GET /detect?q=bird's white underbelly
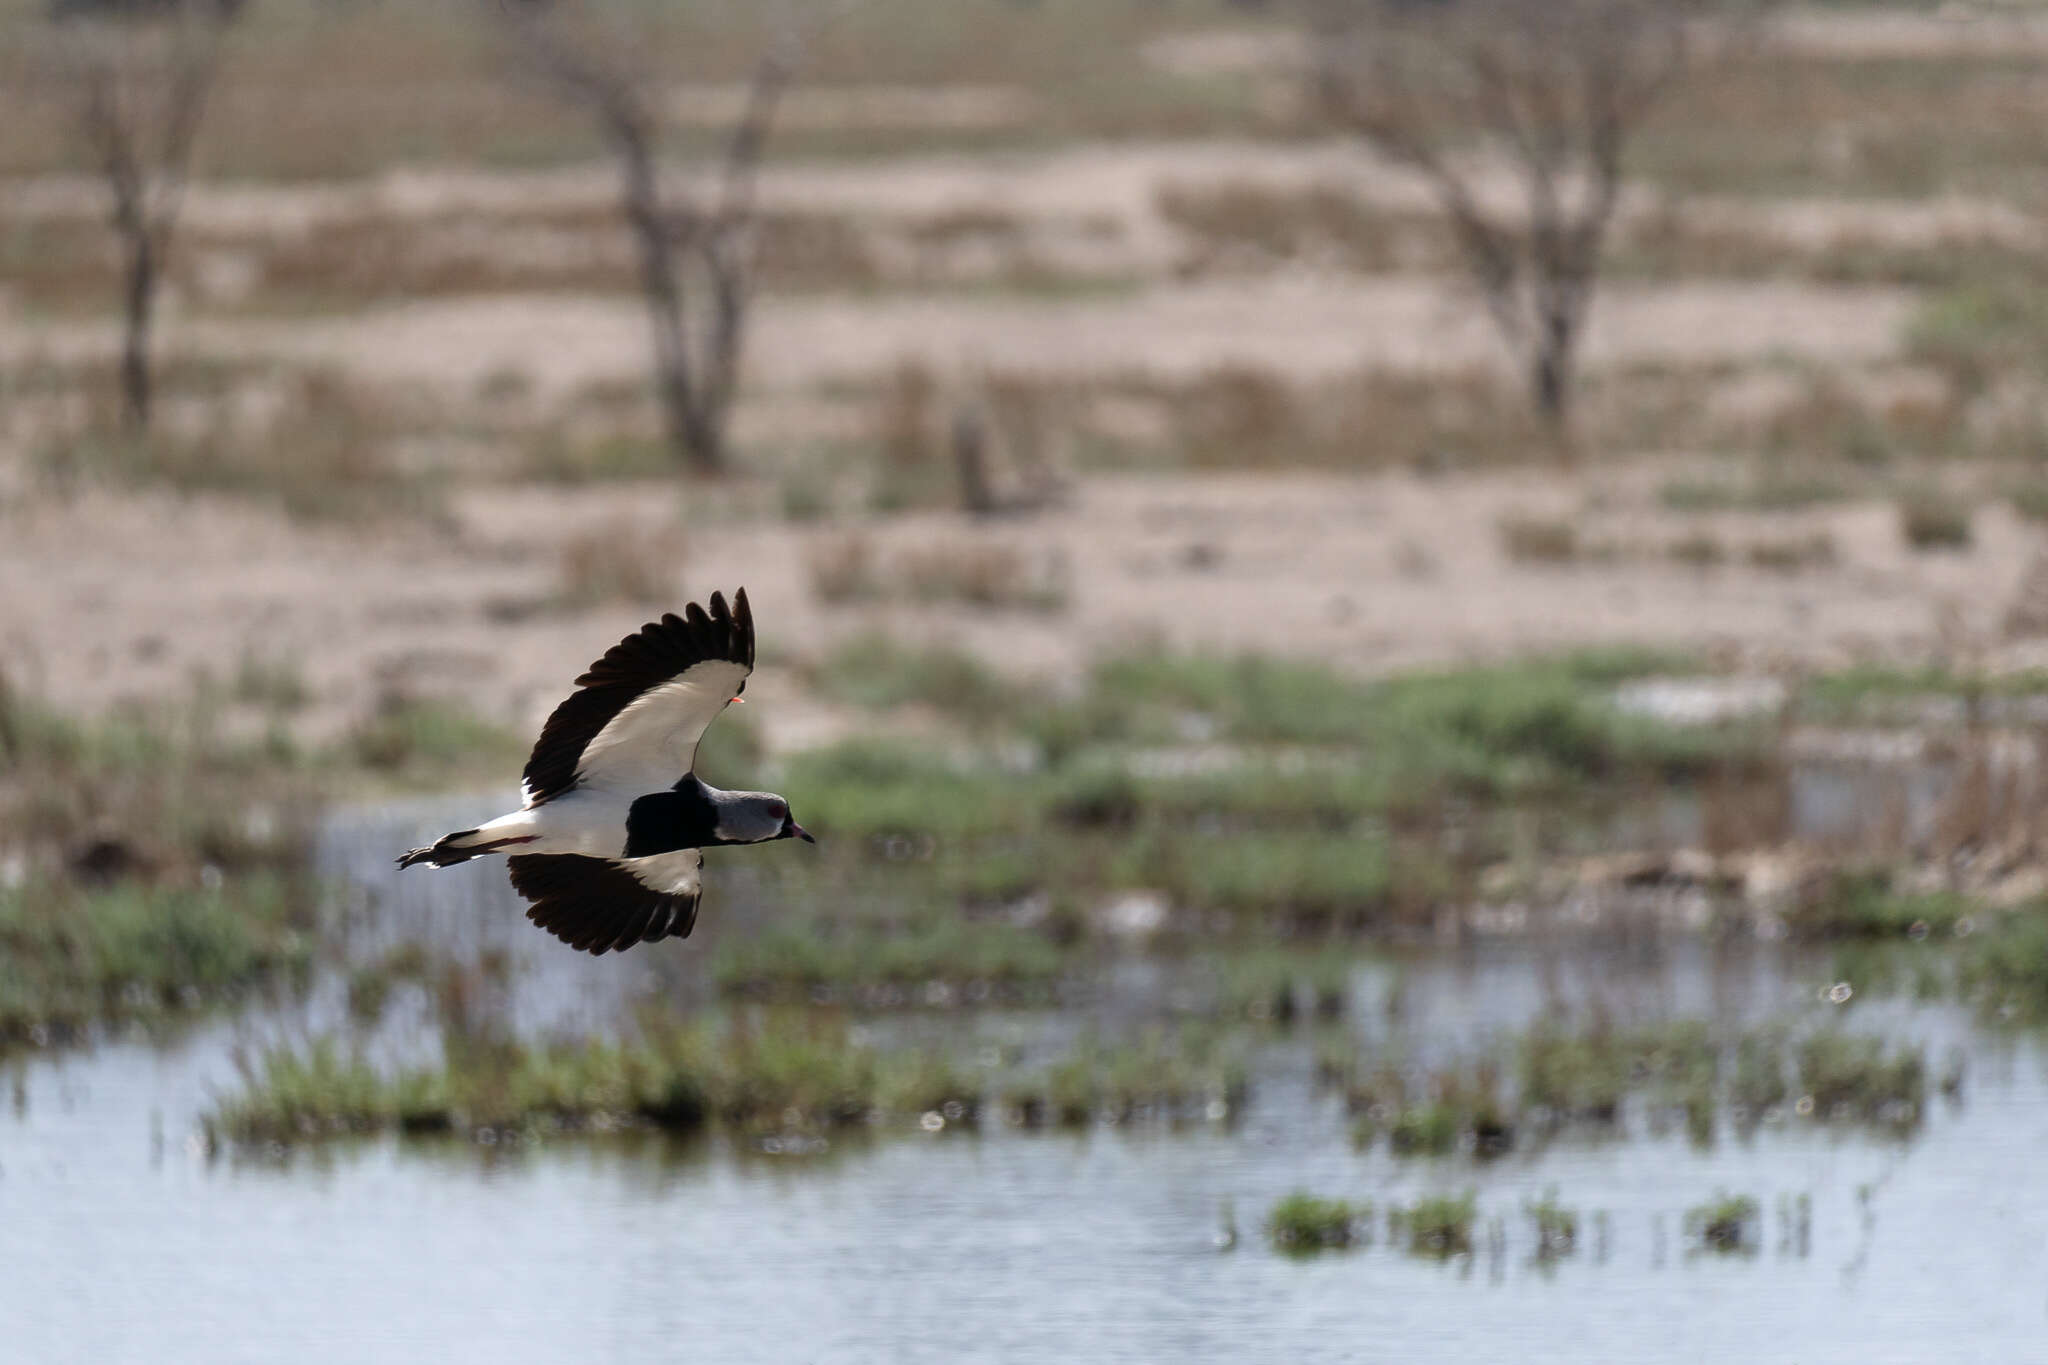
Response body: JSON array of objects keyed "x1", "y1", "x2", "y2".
[{"x1": 479, "y1": 789, "x2": 640, "y2": 858}]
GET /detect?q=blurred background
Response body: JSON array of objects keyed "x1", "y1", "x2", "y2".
[{"x1": 4, "y1": 0, "x2": 2048, "y2": 1358}]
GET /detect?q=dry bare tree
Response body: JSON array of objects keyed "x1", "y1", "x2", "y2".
[
  {"x1": 1311, "y1": 0, "x2": 1754, "y2": 434},
  {"x1": 488, "y1": 0, "x2": 797, "y2": 477},
  {"x1": 49, "y1": 0, "x2": 242, "y2": 431}
]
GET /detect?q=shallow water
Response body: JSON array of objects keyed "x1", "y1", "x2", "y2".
[{"x1": 5, "y1": 797, "x2": 2048, "y2": 1363}]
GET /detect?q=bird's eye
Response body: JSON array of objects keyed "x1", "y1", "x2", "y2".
[{"x1": 771, "y1": 801, "x2": 787, "y2": 820}]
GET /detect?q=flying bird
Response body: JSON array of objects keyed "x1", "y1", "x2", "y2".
[{"x1": 396, "y1": 588, "x2": 811, "y2": 954}]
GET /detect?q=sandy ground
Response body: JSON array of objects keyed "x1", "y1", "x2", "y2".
[
  {"x1": 0, "y1": 132, "x2": 1991, "y2": 409},
  {"x1": 5, "y1": 22, "x2": 2041, "y2": 747},
  {"x1": 7, "y1": 466, "x2": 2039, "y2": 755},
  {"x1": 10, "y1": 137, "x2": 2034, "y2": 256},
  {"x1": 1141, "y1": 8, "x2": 2048, "y2": 78},
  {"x1": 0, "y1": 274, "x2": 1912, "y2": 406}
]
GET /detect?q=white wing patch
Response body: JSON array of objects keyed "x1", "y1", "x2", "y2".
[
  {"x1": 573, "y1": 658, "x2": 750, "y2": 793},
  {"x1": 622, "y1": 849, "x2": 704, "y2": 898}
]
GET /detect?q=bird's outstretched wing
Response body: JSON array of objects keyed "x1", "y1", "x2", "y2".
[
  {"x1": 521, "y1": 589, "x2": 755, "y2": 805},
  {"x1": 506, "y1": 851, "x2": 703, "y2": 954}
]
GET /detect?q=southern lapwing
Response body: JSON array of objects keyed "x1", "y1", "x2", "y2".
[{"x1": 396, "y1": 589, "x2": 811, "y2": 954}]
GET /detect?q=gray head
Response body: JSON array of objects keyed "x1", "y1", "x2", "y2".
[{"x1": 714, "y1": 789, "x2": 815, "y2": 846}]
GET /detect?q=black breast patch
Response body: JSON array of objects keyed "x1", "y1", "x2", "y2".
[{"x1": 624, "y1": 782, "x2": 721, "y2": 857}]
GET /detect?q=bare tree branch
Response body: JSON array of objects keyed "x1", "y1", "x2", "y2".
[
  {"x1": 50, "y1": 0, "x2": 238, "y2": 430},
  {"x1": 486, "y1": 0, "x2": 806, "y2": 478},
  {"x1": 1310, "y1": 0, "x2": 1767, "y2": 434}
]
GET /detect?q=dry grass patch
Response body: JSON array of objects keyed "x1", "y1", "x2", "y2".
[
  {"x1": 1497, "y1": 515, "x2": 1580, "y2": 565},
  {"x1": 29, "y1": 365, "x2": 434, "y2": 521},
  {"x1": 869, "y1": 360, "x2": 951, "y2": 511},
  {"x1": 0, "y1": 214, "x2": 130, "y2": 314},
  {"x1": 899, "y1": 540, "x2": 1069, "y2": 612},
  {"x1": 1156, "y1": 180, "x2": 1440, "y2": 274},
  {"x1": 860, "y1": 361, "x2": 1072, "y2": 514},
  {"x1": 1618, "y1": 203, "x2": 2043, "y2": 290},
  {"x1": 2008, "y1": 481, "x2": 2048, "y2": 523},
  {"x1": 807, "y1": 533, "x2": 885, "y2": 605},
  {"x1": 516, "y1": 429, "x2": 677, "y2": 484},
  {"x1": 1639, "y1": 50, "x2": 2048, "y2": 200},
  {"x1": 0, "y1": 2, "x2": 1292, "y2": 180},
  {"x1": 1666, "y1": 531, "x2": 1728, "y2": 568},
  {"x1": 1659, "y1": 472, "x2": 1854, "y2": 514},
  {"x1": 1746, "y1": 532, "x2": 1837, "y2": 573},
  {"x1": 1896, "y1": 486, "x2": 1973, "y2": 551},
  {"x1": 901, "y1": 204, "x2": 1029, "y2": 249},
  {"x1": 201, "y1": 205, "x2": 879, "y2": 310},
  {"x1": 1093, "y1": 365, "x2": 1542, "y2": 473},
  {"x1": 805, "y1": 532, "x2": 1067, "y2": 613},
  {"x1": 1753, "y1": 381, "x2": 1910, "y2": 468},
  {"x1": 553, "y1": 520, "x2": 683, "y2": 608}
]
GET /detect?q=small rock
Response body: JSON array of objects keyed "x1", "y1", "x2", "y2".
[{"x1": 1096, "y1": 891, "x2": 1170, "y2": 940}]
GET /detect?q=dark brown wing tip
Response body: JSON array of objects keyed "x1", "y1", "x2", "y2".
[
  {"x1": 523, "y1": 594, "x2": 758, "y2": 806},
  {"x1": 733, "y1": 586, "x2": 755, "y2": 666},
  {"x1": 507, "y1": 853, "x2": 700, "y2": 956},
  {"x1": 569, "y1": 600, "x2": 749, "y2": 689}
]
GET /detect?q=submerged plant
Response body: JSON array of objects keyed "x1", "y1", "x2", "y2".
[
  {"x1": 1791, "y1": 873, "x2": 1971, "y2": 940},
  {"x1": 1730, "y1": 1031, "x2": 1790, "y2": 1120},
  {"x1": 0, "y1": 877, "x2": 311, "y2": 1050},
  {"x1": 1214, "y1": 948, "x2": 1353, "y2": 1024},
  {"x1": 210, "y1": 1041, "x2": 401, "y2": 1142},
  {"x1": 210, "y1": 1017, "x2": 1251, "y2": 1150},
  {"x1": 1386, "y1": 1102, "x2": 1462, "y2": 1157},
  {"x1": 1392, "y1": 1192, "x2": 1477, "y2": 1260},
  {"x1": 997, "y1": 1027, "x2": 1249, "y2": 1129},
  {"x1": 208, "y1": 1015, "x2": 893, "y2": 1147},
  {"x1": 1351, "y1": 1058, "x2": 1514, "y2": 1160},
  {"x1": 1267, "y1": 1192, "x2": 1364, "y2": 1255},
  {"x1": 1684, "y1": 1192, "x2": 1760, "y2": 1255},
  {"x1": 711, "y1": 909, "x2": 1067, "y2": 1004},
  {"x1": 1515, "y1": 1024, "x2": 1628, "y2": 1127},
  {"x1": 1525, "y1": 1189, "x2": 1577, "y2": 1259},
  {"x1": 1958, "y1": 911, "x2": 2048, "y2": 1026},
  {"x1": 1795, "y1": 1032, "x2": 1925, "y2": 1132}
]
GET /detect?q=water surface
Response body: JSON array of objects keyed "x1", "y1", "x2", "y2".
[{"x1": 4, "y1": 797, "x2": 2046, "y2": 1363}]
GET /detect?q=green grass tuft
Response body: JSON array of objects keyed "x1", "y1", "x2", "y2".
[
  {"x1": 0, "y1": 878, "x2": 311, "y2": 1050},
  {"x1": 1525, "y1": 1189, "x2": 1578, "y2": 1258},
  {"x1": 1958, "y1": 910, "x2": 2048, "y2": 1026},
  {"x1": 348, "y1": 699, "x2": 526, "y2": 778},
  {"x1": 1267, "y1": 1192, "x2": 1363, "y2": 1255},
  {"x1": 1684, "y1": 1192, "x2": 1759, "y2": 1254},
  {"x1": 1659, "y1": 474, "x2": 1851, "y2": 514},
  {"x1": 810, "y1": 634, "x2": 1023, "y2": 724},
  {"x1": 1393, "y1": 1192, "x2": 1477, "y2": 1260},
  {"x1": 712, "y1": 908, "x2": 1067, "y2": 1003},
  {"x1": 1789, "y1": 873, "x2": 1972, "y2": 940},
  {"x1": 1796, "y1": 1032, "x2": 1925, "y2": 1132},
  {"x1": 210, "y1": 1016, "x2": 1251, "y2": 1149}
]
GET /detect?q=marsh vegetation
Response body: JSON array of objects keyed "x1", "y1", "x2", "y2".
[{"x1": 11, "y1": 0, "x2": 2048, "y2": 1356}]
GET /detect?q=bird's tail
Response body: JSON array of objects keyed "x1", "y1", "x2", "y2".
[{"x1": 396, "y1": 827, "x2": 535, "y2": 869}]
